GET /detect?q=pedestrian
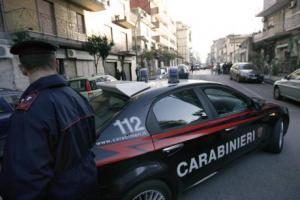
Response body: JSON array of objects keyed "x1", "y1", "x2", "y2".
[
  {"x1": 121, "y1": 70, "x2": 127, "y2": 80},
  {"x1": 116, "y1": 68, "x2": 121, "y2": 80},
  {"x1": 0, "y1": 40, "x2": 98, "y2": 200}
]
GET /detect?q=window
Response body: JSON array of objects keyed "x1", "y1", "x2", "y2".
[
  {"x1": 76, "y1": 13, "x2": 86, "y2": 34},
  {"x1": 204, "y1": 88, "x2": 250, "y2": 117},
  {"x1": 3, "y1": 95, "x2": 20, "y2": 109},
  {"x1": 90, "y1": 92, "x2": 129, "y2": 131},
  {"x1": 153, "y1": 90, "x2": 208, "y2": 130},
  {"x1": 69, "y1": 80, "x2": 86, "y2": 92},
  {"x1": 38, "y1": 0, "x2": 56, "y2": 35},
  {"x1": 289, "y1": 69, "x2": 300, "y2": 80}
]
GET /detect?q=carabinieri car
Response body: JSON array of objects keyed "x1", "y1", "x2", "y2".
[{"x1": 90, "y1": 80, "x2": 289, "y2": 200}]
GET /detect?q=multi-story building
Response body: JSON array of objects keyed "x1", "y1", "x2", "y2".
[
  {"x1": 130, "y1": 0, "x2": 178, "y2": 67},
  {"x1": 176, "y1": 21, "x2": 192, "y2": 64},
  {"x1": 1, "y1": 0, "x2": 108, "y2": 90},
  {"x1": 225, "y1": 34, "x2": 250, "y2": 63},
  {"x1": 85, "y1": 0, "x2": 137, "y2": 81},
  {"x1": 254, "y1": 0, "x2": 300, "y2": 73}
]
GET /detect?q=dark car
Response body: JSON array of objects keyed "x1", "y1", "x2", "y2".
[
  {"x1": 90, "y1": 80, "x2": 289, "y2": 200},
  {"x1": 230, "y1": 63, "x2": 264, "y2": 83},
  {"x1": 0, "y1": 88, "x2": 21, "y2": 160},
  {"x1": 178, "y1": 64, "x2": 189, "y2": 79}
]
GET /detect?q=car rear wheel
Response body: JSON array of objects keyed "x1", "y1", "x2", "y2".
[
  {"x1": 274, "y1": 86, "x2": 282, "y2": 100},
  {"x1": 122, "y1": 180, "x2": 172, "y2": 200},
  {"x1": 264, "y1": 118, "x2": 284, "y2": 154}
]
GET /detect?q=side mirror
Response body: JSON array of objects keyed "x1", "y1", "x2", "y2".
[{"x1": 251, "y1": 97, "x2": 265, "y2": 111}]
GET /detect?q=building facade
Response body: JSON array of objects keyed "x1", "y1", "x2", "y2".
[
  {"x1": 254, "y1": 0, "x2": 300, "y2": 73},
  {"x1": 85, "y1": 0, "x2": 137, "y2": 81},
  {"x1": 176, "y1": 21, "x2": 192, "y2": 64},
  {"x1": 1, "y1": 0, "x2": 111, "y2": 90}
]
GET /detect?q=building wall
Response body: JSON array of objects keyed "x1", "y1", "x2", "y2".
[
  {"x1": 4, "y1": 0, "x2": 87, "y2": 41},
  {"x1": 176, "y1": 22, "x2": 191, "y2": 64},
  {"x1": 85, "y1": 0, "x2": 137, "y2": 80}
]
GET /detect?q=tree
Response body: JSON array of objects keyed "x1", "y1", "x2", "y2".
[{"x1": 84, "y1": 35, "x2": 114, "y2": 74}]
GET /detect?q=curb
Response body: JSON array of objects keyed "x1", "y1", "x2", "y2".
[{"x1": 263, "y1": 78, "x2": 275, "y2": 85}]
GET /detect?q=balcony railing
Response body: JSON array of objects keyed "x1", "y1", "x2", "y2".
[
  {"x1": 4, "y1": 8, "x2": 87, "y2": 42},
  {"x1": 284, "y1": 11, "x2": 300, "y2": 31},
  {"x1": 67, "y1": 0, "x2": 108, "y2": 12},
  {"x1": 112, "y1": 14, "x2": 135, "y2": 29}
]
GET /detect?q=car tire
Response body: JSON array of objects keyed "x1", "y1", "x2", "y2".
[
  {"x1": 230, "y1": 75, "x2": 233, "y2": 80},
  {"x1": 264, "y1": 118, "x2": 285, "y2": 154},
  {"x1": 274, "y1": 86, "x2": 282, "y2": 100},
  {"x1": 122, "y1": 180, "x2": 172, "y2": 200}
]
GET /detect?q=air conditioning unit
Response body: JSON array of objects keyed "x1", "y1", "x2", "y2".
[
  {"x1": 289, "y1": 0, "x2": 296, "y2": 9},
  {"x1": 0, "y1": 45, "x2": 13, "y2": 59},
  {"x1": 67, "y1": 49, "x2": 77, "y2": 58}
]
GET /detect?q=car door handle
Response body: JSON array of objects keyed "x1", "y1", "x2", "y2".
[
  {"x1": 162, "y1": 143, "x2": 184, "y2": 154},
  {"x1": 225, "y1": 126, "x2": 237, "y2": 132}
]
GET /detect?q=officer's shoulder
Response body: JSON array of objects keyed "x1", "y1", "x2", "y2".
[{"x1": 16, "y1": 92, "x2": 40, "y2": 111}]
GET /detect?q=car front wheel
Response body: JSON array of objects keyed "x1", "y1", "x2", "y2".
[
  {"x1": 274, "y1": 86, "x2": 282, "y2": 100},
  {"x1": 264, "y1": 118, "x2": 285, "y2": 154},
  {"x1": 122, "y1": 180, "x2": 172, "y2": 200}
]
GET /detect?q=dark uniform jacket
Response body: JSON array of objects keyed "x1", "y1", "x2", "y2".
[{"x1": 0, "y1": 75, "x2": 97, "y2": 200}]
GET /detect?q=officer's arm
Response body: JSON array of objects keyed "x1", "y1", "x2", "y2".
[{"x1": 1, "y1": 111, "x2": 56, "y2": 199}]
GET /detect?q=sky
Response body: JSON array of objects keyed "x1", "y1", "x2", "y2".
[{"x1": 165, "y1": 0, "x2": 264, "y2": 62}]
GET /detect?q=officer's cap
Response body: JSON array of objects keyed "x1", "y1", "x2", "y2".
[{"x1": 10, "y1": 40, "x2": 58, "y2": 56}]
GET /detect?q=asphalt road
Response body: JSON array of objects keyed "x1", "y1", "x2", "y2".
[{"x1": 181, "y1": 70, "x2": 300, "y2": 200}]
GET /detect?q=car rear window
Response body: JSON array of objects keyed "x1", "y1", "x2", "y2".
[
  {"x1": 240, "y1": 64, "x2": 256, "y2": 70},
  {"x1": 69, "y1": 80, "x2": 86, "y2": 92},
  {"x1": 89, "y1": 91, "x2": 129, "y2": 132}
]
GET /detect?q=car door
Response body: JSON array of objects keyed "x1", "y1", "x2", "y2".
[
  {"x1": 289, "y1": 69, "x2": 300, "y2": 101},
  {"x1": 279, "y1": 71, "x2": 297, "y2": 98},
  {"x1": 147, "y1": 87, "x2": 231, "y2": 189},
  {"x1": 198, "y1": 85, "x2": 268, "y2": 162}
]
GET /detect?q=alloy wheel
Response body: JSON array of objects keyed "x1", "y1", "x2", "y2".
[{"x1": 132, "y1": 190, "x2": 166, "y2": 200}]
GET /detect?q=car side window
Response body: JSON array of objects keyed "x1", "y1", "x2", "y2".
[
  {"x1": 153, "y1": 89, "x2": 208, "y2": 130},
  {"x1": 3, "y1": 95, "x2": 20, "y2": 109},
  {"x1": 203, "y1": 88, "x2": 250, "y2": 117}
]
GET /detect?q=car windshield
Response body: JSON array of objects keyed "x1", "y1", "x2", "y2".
[
  {"x1": 240, "y1": 64, "x2": 256, "y2": 70},
  {"x1": 89, "y1": 91, "x2": 129, "y2": 133},
  {"x1": 69, "y1": 80, "x2": 86, "y2": 92}
]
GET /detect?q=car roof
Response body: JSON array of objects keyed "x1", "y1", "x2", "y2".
[
  {"x1": 0, "y1": 88, "x2": 22, "y2": 96},
  {"x1": 98, "y1": 79, "x2": 220, "y2": 99},
  {"x1": 69, "y1": 74, "x2": 113, "y2": 81}
]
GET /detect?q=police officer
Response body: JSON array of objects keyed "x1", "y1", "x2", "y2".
[{"x1": 0, "y1": 40, "x2": 97, "y2": 199}]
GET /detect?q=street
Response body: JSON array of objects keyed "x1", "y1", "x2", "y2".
[{"x1": 181, "y1": 70, "x2": 300, "y2": 200}]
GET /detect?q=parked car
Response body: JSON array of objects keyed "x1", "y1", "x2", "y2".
[
  {"x1": 230, "y1": 63, "x2": 264, "y2": 83},
  {"x1": 91, "y1": 80, "x2": 289, "y2": 200},
  {"x1": 178, "y1": 64, "x2": 189, "y2": 79},
  {"x1": 0, "y1": 88, "x2": 21, "y2": 160},
  {"x1": 155, "y1": 68, "x2": 168, "y2": 80},
  {"x1": 273, "y1": 69, "x2": 300, "y2": 102},
  {"x1": 68, "y1": 74, "x2": 117, "y2": 99}
]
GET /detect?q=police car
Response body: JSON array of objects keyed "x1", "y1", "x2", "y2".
[{"x1": 90, "y1": 78, "x2": 289, "y2": 200}]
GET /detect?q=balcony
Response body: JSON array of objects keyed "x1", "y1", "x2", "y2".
[
  {"x1": 5, "y1": 8, "x2": 87, "y2": 48},
  {"x1": 112, "y1": 14, "x2": 135, "y2": 29},
  {"x1": 257, "y1": 0, "x2": 289, "y2": 17},
  {"x1": 285, "y1": 11, "x2": 300, "y2": 31},
  {"x1": 67, "y1": 0, "x2": 108, "y2": 12},
  {"x1": 253, "y1": 28, "x2": 289, "y2": 43}
]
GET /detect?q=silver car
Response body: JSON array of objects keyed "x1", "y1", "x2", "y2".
[{"x1": 274, "y1": 69, "x2": 300, "y2": 102}]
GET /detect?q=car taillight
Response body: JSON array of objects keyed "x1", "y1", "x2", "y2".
[{"x1": 85, "y1": 80, "x2": 93, "y2": 97}]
